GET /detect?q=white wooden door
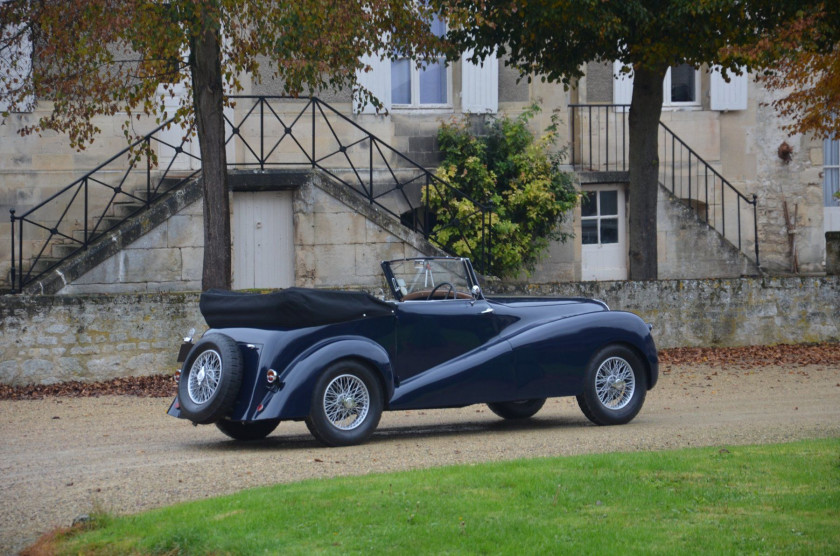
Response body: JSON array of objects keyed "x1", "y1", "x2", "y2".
[
  {"x1": 233, "y1": 191, "x2": 295, "y2": 289},
  {"x1": 581, "y1": 186, "x2": 628, "y2": 280}
]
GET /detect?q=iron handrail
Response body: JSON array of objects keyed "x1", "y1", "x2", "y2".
[
  {"x1": 9, "y1": 96, "x2": 493, "y2": 293},
  {"x1": 9, "y1": 118, "x2": 201, "y2": 292},
  {"x1": 224, "y1": 96, "x2": 493, "y2": 271},
  {"x1": 568, "y1": 103, "x2": 759, "y2": 267}
]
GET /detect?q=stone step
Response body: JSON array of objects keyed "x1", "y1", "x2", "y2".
[
  {"x1": 68, "y1": 216, "x2": 123, "y2": 242},
  {"x1": 113, "y1": 199, "x2": 146, "y2": 218},
  {"x1": 51, "y1": 242, "x2": 84, "y2": 259},
  {"x1": 28, "y1": 256, "x2": 63, "y2": 275}
]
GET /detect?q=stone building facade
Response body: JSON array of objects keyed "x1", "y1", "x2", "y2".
[{"x1": 1, "y1": 53, "x2": 837, "y2": 294}]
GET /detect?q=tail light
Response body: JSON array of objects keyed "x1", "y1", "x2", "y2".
[{"x1": 266, "y1": 369, "x2": 278, "y2": 384}]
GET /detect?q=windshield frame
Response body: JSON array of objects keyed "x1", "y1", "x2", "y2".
[{"x1": 381, "y1": 257, "x2": 482, "y2": 302}]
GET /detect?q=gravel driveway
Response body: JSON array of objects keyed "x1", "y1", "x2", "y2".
[{"x1": 2, "y1": 360, "x2": 839, "y2": 554}]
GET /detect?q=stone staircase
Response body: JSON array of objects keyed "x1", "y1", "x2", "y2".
[{"x1": 15, "y1": 176, "x2": 202, "y2": 295}]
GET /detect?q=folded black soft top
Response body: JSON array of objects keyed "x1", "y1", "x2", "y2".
[{"x1": 199, "y1": 288, "x2": 394, "y2": 330}]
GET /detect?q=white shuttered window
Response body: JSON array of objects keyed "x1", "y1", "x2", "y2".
[
  {"x1": 461, "y1": 49, "x2": 498, "y2": 114},
  {"x1": 710, "y1": 67, "x2": 748, "y2": 111},
  {"x1": 612, "y1": 61, "x2": 748, "y2": 111},
  {"x1": 355, "y1": 52, "x2": 392, "y2": 114}
]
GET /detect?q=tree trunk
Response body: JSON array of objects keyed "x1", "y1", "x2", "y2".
[
  {"x1": 191, "y1": 9, "x2": 231, "y2": 291},
  {"x1": 627, "y1": 66, "x2": 666, "y2": 281}
]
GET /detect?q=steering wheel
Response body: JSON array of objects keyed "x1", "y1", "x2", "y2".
[{"x1": 427, "y1": 282, "x2": 455, "y2": 300}]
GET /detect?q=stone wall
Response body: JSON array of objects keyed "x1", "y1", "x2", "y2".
[
  {"x1": 488, "y1": 276, "x2": 838, "y2": 348},
  {"x1": 58, "y1": 195, "x2": 205, "y2": 295},
  {"x1": 656, "y1": 186, "x2": 758, "y2": 279},
  {"x1": 294, "y1": 173, "x2": 445, "y2": 290},
  {"x1": 714, "y1": 80, "x2": 830, "y2": 274},
  {"x1": 1, "y1": 275, "x2": 836, "y2": 386},
  {"x1": 0, "y1": 292, "x2": 203, "y2": 386}
]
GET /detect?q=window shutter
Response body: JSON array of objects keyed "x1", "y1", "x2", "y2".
[
  {"x1": 461, "y1": 49, "x2": 498, "y2": 114},
  {"x1": 0, "y1": 23, "x2": 33, "y2": 113},
  {"x1": 710, "y1": 66, "x2": 748, "y2": 111},
  {"x1": 354, "y1": 52, "x2": 391, "y2": 114},
  {"x1": 612, "y1": 60, "x2": 633, "y2": 106}
]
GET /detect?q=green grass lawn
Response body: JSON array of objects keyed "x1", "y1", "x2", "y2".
[{"x1": 53, "y1": 438, "x2": 839, "y2": 555}]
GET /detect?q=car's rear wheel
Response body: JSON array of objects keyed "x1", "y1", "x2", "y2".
[
  {"x1": 576, "y1": 345, "x2": 647, "y2": 426},
  {"x1": 487, "y1": 398, "x2": 546, "y2": 420},
  {"x1": 216, "y1": 419, "x2": 281, "y2": 441},
  {"x1": 305, "y1": 360, "x2": 383, "y2": 447},
  {"x1": 177, "y1": 334, "x2": 243, "y2": 425}
]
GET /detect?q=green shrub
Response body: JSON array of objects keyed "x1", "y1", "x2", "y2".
[{"x1": 425, "y1": 105, "x2": 578, "y2": 277}]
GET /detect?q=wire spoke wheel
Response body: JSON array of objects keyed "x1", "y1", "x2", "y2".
[
  {"x1": 323, "y1": 374, "x2": 371, "y2": 430},
  {"x1": 594, "y1": 356, "x2": 636, "y2": 410},
  {"x1": 187, "y1": 349, "x2": 223, "y2": 404},
  {"x1": 577, "y1": 345, "x2": 647, "y2": 426},
  {"x1": 177, "y1": 334, "x2": 244, "y2": 425},
  {"x1": 305, "y1": 361, "x2": 383, "y2": 446}
]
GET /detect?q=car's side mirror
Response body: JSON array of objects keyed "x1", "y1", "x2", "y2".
[{"x1": 471, "y1": 285, "x2": 481, "y2": 298}]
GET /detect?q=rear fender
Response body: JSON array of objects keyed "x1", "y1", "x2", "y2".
[{"x1": 246, "y1": 336, "x2": 395, "y2": 421}]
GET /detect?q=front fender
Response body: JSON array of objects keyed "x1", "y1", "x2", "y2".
[
  {"x1": 240, "y1": 336, "x2": 395, "y2": 421},
  {"x1": 507, "y1": 309, "x2": 659, "y2": 399}
]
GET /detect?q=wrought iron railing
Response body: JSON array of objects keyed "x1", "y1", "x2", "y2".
[
  {"x1": 569, "y1": 103, "x2": 759, "y2": 266},
  {"x1": 8, "y1": 96, "x2": 493, "y2": 292},
  {"x1": 224, "y1": 96, "x2": 493, "y2": 271},
  {"x1": 9, "y1": 120, "x2": 200, "y2": 293}
]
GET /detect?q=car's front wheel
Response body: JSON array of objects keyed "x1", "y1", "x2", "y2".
[
  {"x1": 305, "y1": 360, "x2": 383, "y2": 447},
  {"x1": 177, "y1": 334, "x2": 243, "y2": 425},
  {"x1": 487, "y1": 398, "x2": 546, "y2": 420},
  {"x1": 576, "y1": 345, "x2": 647, "y2": 426},
  {"x1": 216, "y1": 419, "x2": 281, "y2": 441}
]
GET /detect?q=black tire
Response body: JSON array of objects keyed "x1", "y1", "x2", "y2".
[
  {"x1": 177, "y1": 334, "x2": 244, "y2": 425},
  {"x1": 304, "y1": 360, "x2": 383, "y2": 447},
  {"x1": 487, "y1": 398, "x2": 546, "y2": 420},
  {"x1": 576, "y1": 344, "x2": 647, "y2": 426},
  {"x1": 216, "y1": 419, "x2": 281, "y2": 441}
]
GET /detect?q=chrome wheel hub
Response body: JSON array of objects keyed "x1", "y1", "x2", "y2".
[
  {"x1": 323, "y1": 374, "x2": 370, "y2": 431},
  {"x1": 187, "y1": 349, "x2": 222, "y2": 405},
  {"x1": 595, "y1": 357, "x2": 636, "y2": 410}
]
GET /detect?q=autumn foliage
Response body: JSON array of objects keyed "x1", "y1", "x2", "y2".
[
  {"x1": 731, "y1": 3, "x2": 840, "y2": 138},
  {"x1": 1, "y1": 0, "x2": 441, "y2": 290}
]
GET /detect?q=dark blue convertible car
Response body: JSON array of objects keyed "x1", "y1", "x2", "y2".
[{"x1": 169, "y1": 257, "x2": 658, "y2": 446}]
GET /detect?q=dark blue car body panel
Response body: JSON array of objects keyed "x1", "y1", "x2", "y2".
[{"x1": 168, "y1": 286, "x2": 658, "y2": 423}]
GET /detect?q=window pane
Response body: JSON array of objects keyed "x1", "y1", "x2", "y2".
[
  {"x1": 430, "y1": 14, "x2": 446, "y2": 37},
  {"x1": 581, "y1": 192, "x2": 597, "y2": 217},
  {"x1": 599, "y1": 190, "x2": 618, "y2": 216},
  {"x1": 581, "y1": 220, "x2": 598, "y2": 244},
  {"x1": 825, "y1": 138, "x2": 839, "y2": 166},
  {"x1": 419, "y1": 60, "x2": 447, "y2": 104},
  {"x1": 391, "y1": 59, "x2": 411, "y2": 104},
  {"x1": 600, "y1": 218, "x2": 619, "y2": 244},
  {"x1": 826, "y1": 168, "x2": 840, "y2": 206},
  {"x1": 825, "y1": 139, "x2": 840, "y2": 206},
  {"x1": 670, "y1": 64, "x2": 696, "y2": 103}
]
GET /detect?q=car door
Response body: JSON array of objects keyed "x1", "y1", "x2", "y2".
[{"x1": 391, "y1": 298, "x2": 499, "y2": 382}]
